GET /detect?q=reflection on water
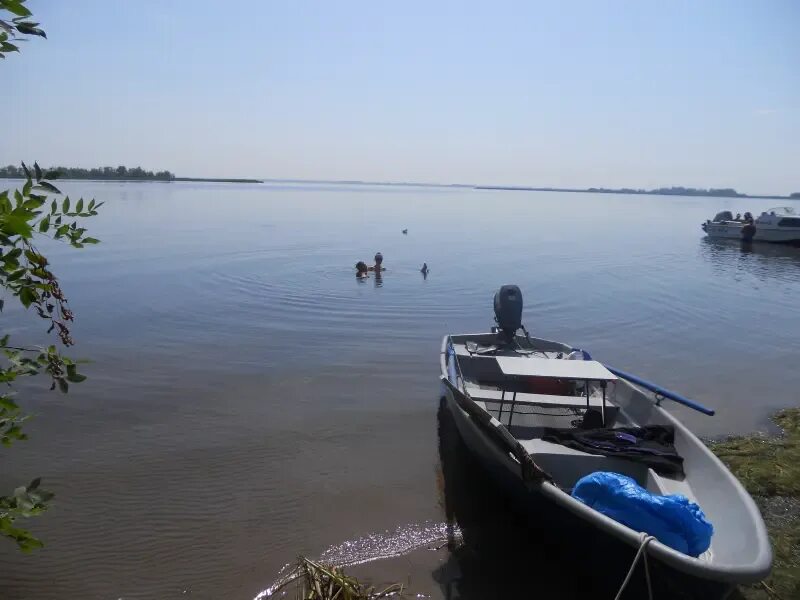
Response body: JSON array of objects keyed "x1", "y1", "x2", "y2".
[
  {"x1": 434, "y1": 399, "x2": 599, "y2": 598},
  {"x1": 699, "y1": 238, "x2": 800, "y2": 283},
  {"x1": 255, "y1": 521, "x2": 458, "y2": 599}
]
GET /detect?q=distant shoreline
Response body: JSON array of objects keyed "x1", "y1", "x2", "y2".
[
  {"x1": 0, "y1": 175, "x2": 263, "y2": 184},
  {"x1": 1, "y1": 174, "x2": 796, "y2": 200},
  {"x1": 474, "y1": 185, "x2": 798, "y2": 201},
  {"x1": 258, "y1": 178, "x2": 797, "y2": 200},
  {"x1": 174, "y1": 177, "x2": 262, "y2": 184}
]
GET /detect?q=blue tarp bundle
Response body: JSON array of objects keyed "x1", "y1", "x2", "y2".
[{"x1": 572, "y1": 472, "x2": 713, "y2": 557}]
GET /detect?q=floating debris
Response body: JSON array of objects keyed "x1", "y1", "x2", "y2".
[
  {"x1": 257, "y1": 556, "x2": 403, "y2": 599},
  {"x1": 254, "y1": 522, "x2": 460, "y2": 600}
]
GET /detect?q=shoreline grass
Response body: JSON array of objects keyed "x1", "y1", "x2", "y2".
[{"x1": 709, "y1": 408, "x2": 800, "y2": 599}]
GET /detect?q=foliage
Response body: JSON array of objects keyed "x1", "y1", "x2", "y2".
[
  {"x1": 0, "y1": 0, "x2": 45, "y2": 58},
  {"x1": 0, "y1": 162, "x2": 100, "y2": 550},
  {"x1": 1, "y1": 164, "x2": 175, "y2": 182},
  {"x1": 1, "y1": 0, "x2": 101, "y2": 552},
  {"x1": 586, "y1": 186, "x2": 746, "y2": 198},
  {"x1": 710, "y1": 408, "x2": 800, "y2": 600}
]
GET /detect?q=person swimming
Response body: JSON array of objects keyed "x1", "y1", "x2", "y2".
[
  {"x1": 355, "y1": 261, "x2": 369, "y2": 278},
  {"x1": 420, "y1": 262, "x2": 429, "y2": 275},
  {"x1": 369, "y1": 252, "x2": 385, "y2": 271}
]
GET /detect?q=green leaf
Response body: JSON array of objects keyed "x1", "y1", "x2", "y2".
[
  {"x1": 6, "y1": 268, "x2": 26, "y2": 281},
  {"x1": 13, "y1": 189, "x2": 22, "y2": 206},
  {"x1": 3, "y1": 1, "x2": 32, "y2": 17},
  {"x1": 82, "y1": 237, "x2": 100, "y2": 244},
  {"x1": 19, "y1": 286, "x2": 36, "y2": 308},
  {"x1": 75, "y1": 198, "x2": 83, "y2": 213},
  {"x1": 33, "y1": 162, "x2": 42, "y2": 181},
  {"x1": 61, "y1": 197, "x2": 69, "y2": 213},
  {"x1": 22, "y1": 179, "x2": 31, "y2": 196},
  {"x1": 21, "y1": 162, "x2": 30, "y2": 179},
  {"x1": 19, "y1": 536, "x2": 44, "y2": 553},
  {"x1": 0, "y1": 41, "x2": 18, "y2": 52},
  {"x1": 36, "y1": 181, "x2": 60, "y2": 194},
  {"x1": 22, "y1": 197, "x2": 44, "y2": 210},
  {"x1": 57, "y1": 378, "x2": 68, "y2": 393},
  {"x1": 0, "y1": 214, "x2": 33, "y2": 238},
  {"x1": 15, "y1": 23, "x2": 45, "y2": 38},
  {"x1": 28, "y1": 477, "x2": 41, "y2": 491},
  {"x1": 37, "y1": 214, "x2": 49, "y2": 233},
  {"x1": 50, "y1": 199, "x2": 57, "y2": 214},
  {"x1": 66, "y1": 364, "x2": 86, "y2": 383}
]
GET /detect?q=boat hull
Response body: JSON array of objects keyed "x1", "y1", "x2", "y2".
[
  {"x1": 703, "y1": 222, "x2": 800, "y2": 245},
  {"x1": 441, "y1": 391, "x2": 736, "y2": 599}
]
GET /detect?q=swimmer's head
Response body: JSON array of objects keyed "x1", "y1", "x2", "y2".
[
  {"x1": 374, "y1": 252, "x2": 383, "y2": 266},
  {"x1": 355, "y1": 261, "x2": 369, "y2": 273}
]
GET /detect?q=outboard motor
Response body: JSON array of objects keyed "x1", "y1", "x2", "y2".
[{"x1": 494, "y1": 285, "x2": 524, "y2": 343}]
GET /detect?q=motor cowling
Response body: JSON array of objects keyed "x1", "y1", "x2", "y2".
[{"x1": 494, "y1": 285, "x2": 523, "y2": 340}]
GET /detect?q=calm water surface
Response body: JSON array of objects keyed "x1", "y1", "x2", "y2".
[{"x1": 2, "y1": 181, "x2": 799, "y2": 599}]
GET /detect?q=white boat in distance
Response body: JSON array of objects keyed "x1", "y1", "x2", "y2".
[
  {"x1": 439, "y1": 286, "x2": 771, "y2": 599},
  {"x1": 702, "y1": 206, "x2": 800, "y2": 245}
]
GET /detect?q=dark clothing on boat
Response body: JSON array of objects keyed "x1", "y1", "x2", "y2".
[{"x1": 541, "y1": 425, "x2": 685, "y2": 476}]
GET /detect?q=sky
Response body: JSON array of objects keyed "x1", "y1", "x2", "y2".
[{"x1": 3, "y1": 0, "x2": 799, "y2": 194}]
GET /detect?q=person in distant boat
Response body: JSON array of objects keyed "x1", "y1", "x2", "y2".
[
  {"x1": 735, "y1": 213, "x2": 742, "y2": 221},
  {"x1": 743, "y1": 212, "x2": 754, "y2": 224},
  {"x1": 368, "y1": 252, "x2": 385, "y2": 272},
  {"x1": 355, "y1": 261, "x2": 369, "y2": 278}
]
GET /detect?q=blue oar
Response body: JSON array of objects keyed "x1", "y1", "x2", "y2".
[{"x1": 605, "y1": 366, "x2": 716, "y2": 416}]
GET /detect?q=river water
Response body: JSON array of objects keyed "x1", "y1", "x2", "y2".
[{"x1": 1, "y1": 181, "x2": 799, "y2": 599}]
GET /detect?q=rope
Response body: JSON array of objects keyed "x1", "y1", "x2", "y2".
[{"x1": 614, "y1": 533, "x2": 655, "y2": 600}]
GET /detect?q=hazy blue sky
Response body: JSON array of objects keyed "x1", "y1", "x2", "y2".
[{"x1": 4, "y1": 1, "x2": 799, "y2": 193}]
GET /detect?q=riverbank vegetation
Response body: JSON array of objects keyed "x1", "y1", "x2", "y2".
[
  {"x1": 1, "y1": 167, "x2": 264, "y2": 184},
  {"x1": 710, "y1": 408, "x2": 800, "y2": 599},
  {"x1": 1, "y1": 165, "x2": 175, "y2": 181}
]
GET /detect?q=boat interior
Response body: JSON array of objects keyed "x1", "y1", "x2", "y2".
[{"x1": 446, "y1": 331, "x2": 694, "y2": 501}]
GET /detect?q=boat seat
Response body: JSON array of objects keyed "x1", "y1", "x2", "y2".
[
  {"x1": 520, "y1": 438, "x2": 653, "y2": 489},
  {"x1": 466, "y1": 387, "x2": 618, "y2": 416},
  {"x1": 521, "y1": 437, "x2": 595, "y2": 456}
]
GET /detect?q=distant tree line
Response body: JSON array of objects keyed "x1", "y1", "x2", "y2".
[
  {"x1": 587, "y1": 186, "x2": 746, "y2": 198},
  {"x1": 791, "y1": 192, "x2": 800, "y2": 199},
  {"x1": 0, "y1": 165, "x2": 175, "y2": 181}
]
